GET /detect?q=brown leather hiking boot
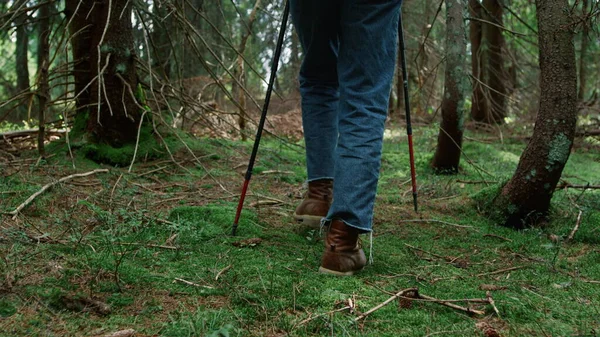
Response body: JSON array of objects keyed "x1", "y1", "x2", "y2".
[
  {"x1": 293, "y1": 179, "x2": 333, "y2": 227},
  {"x1": 319, "y1": 220, "x2": 367, "y2": 276}
]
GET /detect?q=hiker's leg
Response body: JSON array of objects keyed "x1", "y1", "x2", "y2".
[
  {"x1": 290, "y1": 0, "x2": 341, "y2": 181},
  {"x1": 326, "y1": 0, "x2": 402, "y2": 232}
]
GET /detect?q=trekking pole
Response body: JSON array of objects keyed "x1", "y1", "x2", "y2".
[
  {"x1": 398, "y1": 8, "x2": 418, "y2": 212},
  {"x1": 231, "y1": 0, "x2": 290, "y2": 236}
]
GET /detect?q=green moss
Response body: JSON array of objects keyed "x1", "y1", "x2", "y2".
[
  {"x1": 71, "y1": 110, "x2": 89, "y2": 139},
  {"x1": 80, "y1": 125, "x2": 160, "y2": 166},
  {"x1": 507, "y1": 203, "x2": 519, "y2": 214},
  {"x1": 115, "y1": 63, "x2": 127, "y2": 74},
  {"x1": 547, "y1": 133, "x2": 571, "y2": 171}
]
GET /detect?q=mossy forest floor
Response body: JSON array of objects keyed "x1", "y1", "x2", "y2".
[{"x1": 1, "y1": 125, "x2": 599, "y2": 336}]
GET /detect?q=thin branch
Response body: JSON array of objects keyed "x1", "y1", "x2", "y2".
[{"x1": 9, "y1": 169, "x2": 109, "y2": 219}]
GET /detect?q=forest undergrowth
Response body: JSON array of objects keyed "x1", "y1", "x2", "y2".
[{"x1": 0, "y1": 124, "x2": 599, "y2": 337}]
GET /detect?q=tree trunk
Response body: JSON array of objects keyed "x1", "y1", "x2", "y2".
[
  {"x1": 578, "y1": 0, "x2": 589, "y2": 102},
  {"x1": 65, "y1": 0, "x2": 141, "y2": 146},
  {"x1": 14, "y1": 0, "x2": 30, "y2": 122},
  {"x1": 151, "y1": 3, "x2": 174, "y2": 79},
  {"x1": 183, "y1": 0, "x2": 204, "y2": 78},
  {"x1": 482, "y1": 0, "x2": 507, "y2": 123},
  {"x1": 432, "y1": 0, "x2": 468, "y2": 173},
  {"x1": 233, "y1": 0, "x2": 261, "y2": 141},
  {"x1": 37, "y1": 1, "x2": 51, "y2": 157},
  {"x1": 492, "y1": 0, "x2": 577, "y2": 228},
  {"x1": 469, "y1": 0, "x2": 489, "y2": 123},
  {"x1": 470, "y1": 0, "x2": 507, "y2": 124}
]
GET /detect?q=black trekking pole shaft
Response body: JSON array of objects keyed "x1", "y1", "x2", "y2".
[
  {"x1": 398, "y1": 8, "x2": 418, "y2": 212},
  {"x1": 232, "y1": 0, "x2": 290, "y2": 236}
]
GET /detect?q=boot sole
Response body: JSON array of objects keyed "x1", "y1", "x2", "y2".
[
  {"x1": 318, "y1": 266, "x2": 363, "y2": 276},
  {"x1": 293, "y1": 213, "x2": 324, "y2": 228}
]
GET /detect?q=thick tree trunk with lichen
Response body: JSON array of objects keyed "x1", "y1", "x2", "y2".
[
  {"x1": 432, "y1": 0, "x2": 468, "y2": 173},
  {"x1": 65, "y1": 0, "x2": 141, "y2": 147},
  {"x1": 492, "y1": 0, "x2": 577, "y2": 228}
]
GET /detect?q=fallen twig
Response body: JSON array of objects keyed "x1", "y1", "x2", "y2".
[
  {"x1": 404, "y1": 243, "x2": 447, "y2": 260},
  {"x1": 249, "y1": 200, "x2": 282, "y2": 207},
  {"x1": 9, "y1": 169, "x2": 109, "y2": 219},
  {"x1": 215, "y1": 264, "x2": 232, "y2": 281},
  {"x1": 405, "y1": 293, "x2": 486, "y2": 316},
  {"x1": 297, "y1": 305, "x2": 352, "y2": 326},
  {"x1": 486, "y1": 291, "x2": 500, "y2": 318},
  {"x1": 119, "y1": 242, "x2": 178, "y2": 250},
  {"x1": 557, "y1": 181, "x2": 600, "y2": 190},
  {"x1": 261, "y1": 170, "x2": 294, "y2": 175},
  {"x1": 476, "y1": 266, "x2": 525, "y2": 277},
  {"x1": 173, "y1": 277, "x2": 214, "y2": 289},
  {"x1": 456, "y1": 179, "x2": 498, "y2": 185},
  {"x1": 566, "y1": 210, "x2": 583, "y2": 242},
  {"x1": 399, "y1": 219, "x2": 476, "y2": 230},
  {"x1": 355, "y1": 288, "x2": 418, "y2": 321},
  {"x1": 102, "y1": 329, "x2": 136, "y2": 337}
]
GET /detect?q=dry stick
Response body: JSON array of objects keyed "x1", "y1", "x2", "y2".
[
  {"x1": 404, "y1": 243, "x2": 448, "y2": 260},
  {"x1": 110, "y1": 173, "x2": 123, "y2": 203},
  {"x1": 297, "y1": 305, "x2": 352, "y2": 326},
  {"x1": 355, "y1": 288, "x2": 418, "y2": 321},
  {"x1": 128, "y1": 110, "x2": 147, "y2": 173},
  {"x1": 173, "y1": 277, "x2": 214, "y2": 289},
  {"x1": 103, "y1": 329, "x2": 136, "y2": 337},
  {"x1": 566, "y1": 210, "x2": 583, "y2": 242},
  {"x1": 215, "y1": 264, "x2": 232, "y2": 281},
  {"x1": 405, "y1": 293, "x2": 486, "y2": 316},
  {"x1": 486, "y1": 291, "x2": 500, "y2": 318},
  {"x1": 399, "y1": 219, "x2": 476, "y2": 230},
  {"x1": 476, "y1": 266, "x2": 525, "y2": 278},
  {"x1": 457, "y1": 179, "x2": 498, "y2": 185},
  {"x1": 9, "y1": 169, "x2": 109, "y2": 219},
  {"x1": 119, "y1": 242, "x2": 178, "y2": 250}
]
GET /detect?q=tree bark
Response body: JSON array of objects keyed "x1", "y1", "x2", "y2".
[
  {"x1": 578, "y1": 0, "x2": 589, "y2": 102},
  {"x1": 65, "y1": 0, "x2": 141, "y2": 146},
  {"x1": 493, "y1": 0, "x2": 577, "y2": 228},
  {"x1": 482, "y1": 0, "x2": 507, "y2": 123},
  {"x1": 14, "y1": 0, "x2": 30, "y2": 122},
  {"x1": 469, "y1": 0, "x2": 507, "y2": 124},
  {"x1": 37, "y1": 1, "x2": 51, "y2": 157},
  {"x1": 432, "y1": 0, "x2": 469, "y2": 173},
  {"x1": 232, "y1": 0, "x2": 261, "y2": 141},
  {"x1": 15, "y1": 1, "x2": 29, "y2": 95},
  {"x1": 469, "y1": 0, "x2": 489, "y2": 123}
]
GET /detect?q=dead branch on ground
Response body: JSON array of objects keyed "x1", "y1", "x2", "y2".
[{"x1": 8, "y1": 169, "x2": 109, "y2": 219}]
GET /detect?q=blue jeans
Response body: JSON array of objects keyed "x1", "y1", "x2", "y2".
[{"x1": 291, "y1": 0, "x2": 402, "y2": 233}]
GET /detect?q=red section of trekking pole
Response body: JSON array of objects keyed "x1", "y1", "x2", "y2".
[
  {"x1": 231, "y1": 1, "x2": 290, "y2": 236},
  {"x1": 232, "y1": 179, "x2": 250, "y2": 232},
  {"x1": 399, "y1": 7, "x2": 418, "y2": 212}
]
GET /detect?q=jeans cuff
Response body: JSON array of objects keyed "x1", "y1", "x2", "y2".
[
  {"x1": 307, "y1": 177, "x2": 334, "y2": 183},
  {"x1": 323, "y1": 217, "x2": 372, "y2": 234}
]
